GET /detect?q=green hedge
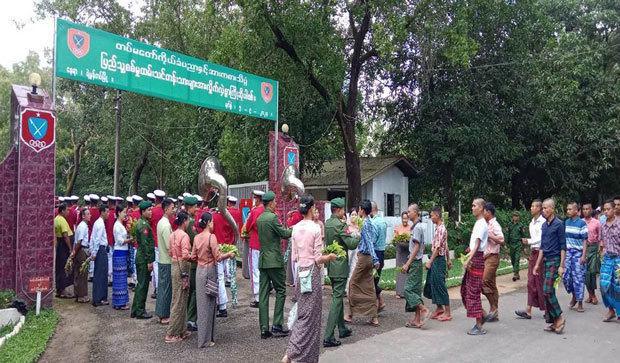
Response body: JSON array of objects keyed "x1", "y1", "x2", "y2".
[
  {"x1": 0, "y1": 309, "x2": 60, "y2": 363},
  {"x1": 0, "y1": 289, "x2": 16, "y2": 309}
]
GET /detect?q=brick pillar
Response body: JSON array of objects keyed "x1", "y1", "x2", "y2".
[{"x1": 0, "y1": 85, "x2": 56, "y2": 307}]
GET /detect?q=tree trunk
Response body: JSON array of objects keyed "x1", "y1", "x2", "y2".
[
  {"x1": 338, "y1": 109, "x2": 362, "y2": 207},
  {"x1": 130, "y1": 148, "x2": 149, "y2": 194},
  {"x1": 443, "y1": 162, "x2": 456, "y2": 220},
  {"x1": 65, "y1": 133, "x2": 85, "y2": 195}
]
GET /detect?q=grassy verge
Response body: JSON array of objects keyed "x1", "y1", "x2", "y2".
[
  {"x1": 379, "y1": 258, "x2": 526, "y2": 290},
  {"x1": 0, "y1": 309, "x2": 59, "y2": 363}
]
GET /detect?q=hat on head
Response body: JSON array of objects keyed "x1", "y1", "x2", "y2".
[
  {"x1": 263, "y1": 191, "x2": 275, "y2": 202},
  {"x1": 178, "y1": 196, "x2": 184, "y2": 201},
  {"x1": 58, "y1": 196, "x2": 65, "y2": 202},
  {"x1": 184, "y1": 196, "x2": 198, "y2": 206},
  {"x1": 147, "y1": 193, "x2": 156, "y2": 200},
  {"x1": 227, "y1": 196, "x2": 238, "y2": 203},
  {"x1": 252, "y1": 190, "x2": 265, "y2": 197},
  {"x1": 170, "y1": 198, "x2": 177, "y2": 203},
  {"x1": 183, "y1": 192, "x2": 192, "y2": 198},
  {"x1": 71, "y1": 195, "x2": 78, "y2": 200},
  {"x1": 154, "y1": 189, "x2": 166, "y2": 198},
  {"x1": 126, "y1": 196, "x2": 133, "y2": 203},
  {"x1": 101, "y1": 196, "x2": 109, "y2": 203},
  {"x1": 84, "y1": 195, "x2": 91, "y2": 202},
  {"x1": 132, "y1": 195, "x2": 143, "y2": 203},
  {"x1": 196, "y1": 195, "x2": 204, "y2": 202},
  {"x1": 89, "y1": 194, "x2": 100, "y2": 201},
  {"x1": 139, "y1": 200, "x2": 153, "y2": 211},
  {"x1": 330, "y1": 197, "x2": 345, "y2": 209}
]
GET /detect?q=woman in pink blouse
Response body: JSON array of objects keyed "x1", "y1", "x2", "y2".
[
  {"x1": 193, "y1": 212, "x2": 235, "y2": 349},
  {"x1": 165, "y1": 211, "x2": 192, "y2": 343},
  {"x1": 282, "y1": 195, "x2": 337, "y2": 363}
]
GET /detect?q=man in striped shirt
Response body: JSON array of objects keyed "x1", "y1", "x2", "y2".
[{"x1": 563, "y1": 202, "x2": 588, "y2": 313}]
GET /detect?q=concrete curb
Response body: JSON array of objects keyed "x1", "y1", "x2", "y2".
[{"x1": 0, "y1": 308, "x2": 26, "y2": 348}]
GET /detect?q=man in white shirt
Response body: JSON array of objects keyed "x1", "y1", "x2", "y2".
[
  {"x1": 462, "y1": 198, "x2": 488, "y2": 335},
  {"x1": 91, "y1": 205, "x2": 110, "y2": 306},
  {"x1": 515, "y1": 199, "x2": 549, "y2": 321},
  {"x1": 482, "y1": 203, "x2": 504, "y2": 322}
]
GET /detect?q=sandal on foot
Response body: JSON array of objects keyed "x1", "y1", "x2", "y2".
[
  {"x1": 367, "y1": 320, "x2": 380, "y2": 327},
  {"x1": 405, "y1": 322, "x2": 422, "y2": 329},
  {"x1": 555, "y1": 320, "x2": 566, "y2": 334},
  {"x1": 430, "y1": 310, "x2": 445, "y2": 319},
  {"x1": 515, "y1": 310, "x2": 532, "y2": 319},
  {"x1": 576, "y1": 307, "x2": 585, "y2": 313},
  {"x1": 603, "y1": 314, "x2": 617, "y2": 322},
  {"x1": 437, "y1": 315, "x2": 453, "y2": 322},
  {"x1": 544, "y1": 324, "x2": 556, "y2": 332}
]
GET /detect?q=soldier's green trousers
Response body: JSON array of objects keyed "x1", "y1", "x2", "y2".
[
  {"x1": 509, "y1": 243, "x2": 521, "y2": 274},
  {"x1": 259, "y1": 267, "x2": 286, "y2": 332},
  {"x1": 324, "y1": 277, "x2": 348, "y2": 341},
  {"x1": 131, "y1": 261, "x2": 151, "y2": 317},
  {"x1": 186, "y1": 263, "x2": 197, "y2": 322}
]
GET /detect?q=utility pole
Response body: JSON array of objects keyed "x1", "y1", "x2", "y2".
[{"x1": 113, "y1": 90, "x2": 122, "y2": 196}]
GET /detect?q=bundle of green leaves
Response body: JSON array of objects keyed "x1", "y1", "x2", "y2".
[
  {"x1": 219, "y1": 244, "x2": 238, "y2": 255},
  {"x1": 391, "y1": 233, "x2": 410, "y2": 246},
  {"x1": 322, "y1": 241, "x2": 347, "y2": 259}
]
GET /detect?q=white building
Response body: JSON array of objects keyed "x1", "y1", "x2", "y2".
[{"x1": 303, "y1": 156, "x2": 416, "y2": 216}]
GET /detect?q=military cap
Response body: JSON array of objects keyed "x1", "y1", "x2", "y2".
[
  {"x1": 138, "y1": 200, "x2": 153, "y2": 210},
  {"x1": 263, "y1": 191, "x2": 275, "y2": 202},
  {"x1": 330, "y1": 197, "x2": 345, "y2": 209}
]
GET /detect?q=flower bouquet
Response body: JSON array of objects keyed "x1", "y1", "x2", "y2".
[
  {"x1": 220, "y1": 244, "x2": 238, "y2": 256},
  {"x1": 350, "y1": 216, "x2": 363, "y2": 230},
  {"x1": 322, "y1": 241, "x2": 347, "y2": 259},
  {"x1": 64, "y1": 255, "x2": 74, "y2": 274},
  {"x1": 240, "y1": 225, "x2": 249, "y2": 239},
  {"x1": 126, "y1": 218, "x2": 138, "y2": 240},
  {"x1": 392, "y1": 233, "x2": 410, "y2": 246}
]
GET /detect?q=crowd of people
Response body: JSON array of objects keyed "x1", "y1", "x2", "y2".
[{"x1": 52, "y1": 190, "x2": 620, "y2": 361}]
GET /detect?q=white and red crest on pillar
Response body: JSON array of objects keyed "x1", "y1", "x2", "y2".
[{"x1": 20, "y1": 108, "x2": 56, "y2": 153}]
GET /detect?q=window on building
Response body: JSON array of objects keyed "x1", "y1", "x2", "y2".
[{"x1": 384, "y1": 193, "x2": 401, "y2": 217}]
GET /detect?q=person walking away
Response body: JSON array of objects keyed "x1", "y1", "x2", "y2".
[
  {"x1": 600, "y1": 200, "x2": 620, "y2": 322},
  {"x1": 370, "y1": 201, "x2": 388, "y2": 311},
  {"x1": 507, "y1": 212, "x2": 526, "y2": 281},
  {"x1": 112, "y1": 206, "x2": 132, "y2": 310},
  {"x1": 482, "y1": 203, "x2": 504, "y2": 322},
  {"x1": 257, "y1": 191, "x2": 293, "y2": 339},
  {"x1": 54, "y1": 203, "x2": 74, "y2": 299},
  {"x1": 563, "y1": 202, "x2": 588, "y2": 313},
  {"x1": 282, "y1": 195, "x2": 337, "y2": 362},
  {"x1": 346, "y1": 200, "x2": 380, "y2": 326},
  {"x1": 461, "y1": 198, "x2": 488, "y2": 335},
  {"x1": 156, "y1": 198, "x2": 174, "y2": 323},
  {"x1": 515, "y1": 200, "x2": 547, "y2": 320},
  {"x1": 193, "y1": 212, "x2": 236, "y2": 348},
  {"x1": 533, "y1": 198, "x2": 567, "y2": 334},
  {"x1": 131, "y1": 201, "x2": 155, "y2": 319},
  {"x1": 72, "y1": 208, "x2": 91, "y2": 303},
  {"x1": 150, "y1": 190, "x2": 166, "y2": 299},
  {"x1": 323, "y1": 198, "x2": 359, "y2": 348},
  {"x1": 165, "y1": 212, "x2": 192, "y2": 343},
  {"x1": 402, "y1": 203, "x2": 430, "y2": 328},
  {"x1": 91, "y1": 205, "x2": 110, "y2": 306},
  {"x1": 582, "y1": 203, "x2": 601, "y2": 305},
  {"x1": 423, "y1": 207, "x2": 452, "y2": 322}
]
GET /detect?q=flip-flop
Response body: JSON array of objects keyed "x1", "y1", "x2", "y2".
[
  {"x1": 405, "y1": 322, "x2": 422, "y2": 329},
  {"x1": 591, "y1": 299, "x2": 599, "y2": 305},
  {"x1": 430, "y1": 310, "x2": 445, "y2": 319},
  {"x1": 544, "y1": 324, "x2": 556, "y2": 332},
  {"x1": 515, "y1": 310, "x2": 532, "y2": 319},
  {"x1": 603, "y1": 315, "x2": 617, "y2": 322},
  {"x1": 576, "y1": 307, "x2": 585, "y2": 313},
  {"x1": 367, "y1": 320, "x2": 380, "y2": 327},
  {"x1": 165, "y1": 336, "x2": 182, "y2": 343},
  {"x1": 437, "y1": 315, "x2": 453, "y2": 322},
  {"x1": 555, "y1": 320, "x2": 566, "y2": 335}
]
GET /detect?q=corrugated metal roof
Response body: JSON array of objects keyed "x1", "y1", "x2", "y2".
[{"x1": 303, "y1": 156, "x2": 416, "y2": 188}]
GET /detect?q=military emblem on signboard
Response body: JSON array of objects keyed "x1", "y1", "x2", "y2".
[
  {"x1": 20, "y1": 108, "x2": 56, "y2": 153},
  {"x1": 67, "y1": 28, "x2": 90, "y2": 58},
  {"x1": 261, "y1": 82, "x2": 273, "y2": 103}
]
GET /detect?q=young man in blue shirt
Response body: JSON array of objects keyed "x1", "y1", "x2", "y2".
[{"x1": 563, "y1": 202, "x2": 588, "y2": 312}]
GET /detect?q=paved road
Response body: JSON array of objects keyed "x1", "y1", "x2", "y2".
[
  {"x1": 42, "y1": 269, "x2": 617, "y2": 362},
  {"x1": 320, "y1": 283, "x2": 619, "y2": 362}
]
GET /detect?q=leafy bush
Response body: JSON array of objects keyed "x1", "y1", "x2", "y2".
[
  {"x1": 384, "y1": 245, "x2": 396, "y2": 260},
  {"x1": 0, "y1": 289, "x2": 16, "y2": 309},
  {"x1": 0, "y1": 309, "x2": 60, "y2": 363}
]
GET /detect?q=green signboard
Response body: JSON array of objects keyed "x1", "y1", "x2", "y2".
[{"x1": 55, "y1": 19, "x2": 278, "y2": 121}]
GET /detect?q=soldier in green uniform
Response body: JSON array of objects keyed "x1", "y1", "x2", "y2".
[
  {"x1": 131, "y1": 201, "x2": 155, "y2": 319},
  {"x1": 506, "y1": 211, "x2": 527, "y2": 281},
  {"x1": 257, "y1": 191, "x2": 292, "y2": 339},
  {"x1": 323, "y1": 198, "x2": 360, "y2": 347},
  {"x1": 183, "y1": 196, "x2": 199, "y2": 331}
]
